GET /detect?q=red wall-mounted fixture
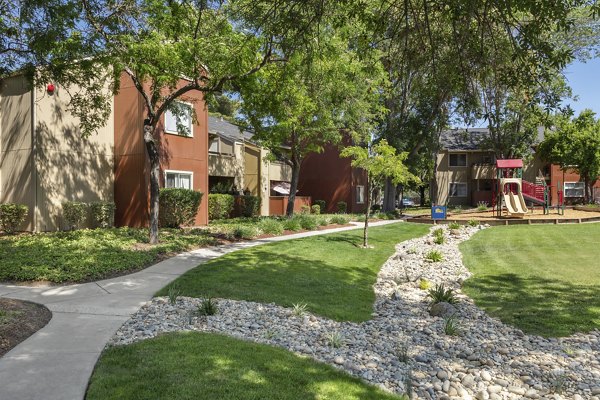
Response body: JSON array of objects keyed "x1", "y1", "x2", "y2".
[{"x1": 47, "y1": 83, "x2": 55, "y2": 94}]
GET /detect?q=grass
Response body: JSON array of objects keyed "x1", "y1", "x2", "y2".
[
  {"x1": 86, "y1": 332, "x2": 404, "y2": 400},
  {"x1": 0, "y1": 228, "x2": 217, "y2": 283},
  {"x1": 158, "y1": 223, "x2": 429, "y2": 322},
  {"x1": 460, "y1": 224, "x2": 600, "y2": 337}
]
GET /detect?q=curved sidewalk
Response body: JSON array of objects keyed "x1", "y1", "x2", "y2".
[{"x1": 0, "y1": 220, "x2": 399, "y2": 400}]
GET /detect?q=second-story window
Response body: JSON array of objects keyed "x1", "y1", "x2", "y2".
[
  {"x1": 165, "y1": 101, "x2": 193, "y2": 137},
  {"x1": 449, "y1": 153, "x2": 467, "y2": 167}
]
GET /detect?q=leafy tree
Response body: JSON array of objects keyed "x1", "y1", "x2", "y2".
[
  {"x1": 341, "y1": 140, "x2": 417, "y2": 247},
  {"x1": 538, "y1": 109, "x2": 600, "y2": 203},
  {"x1": 238, "y1": 26, "x2": 386, "y2": 216}
]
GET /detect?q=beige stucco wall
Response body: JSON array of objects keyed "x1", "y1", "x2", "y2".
[
  {"x1": 33, "y1": 84, "x2": 115, "y2": 231},
  {"x1": 268, "y1": 161, "x2": 292, "y2": 182},
  {"x1": 208, "y1": 140, "x2": 244, "y2": 193},
  {"x1": 243, "y1": 145, "x2": 260, "y2": 195},
  {"x1": 435, "y1": 152, "x2": 470, "y2": 206},
  {"x1": 0, "y1": 75, "x2": 36, "y2": 230}
]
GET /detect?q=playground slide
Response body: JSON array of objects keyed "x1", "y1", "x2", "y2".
[
  {"x1": 515, "y1": 192, "x2": 529, "y2": 214},
  {"x1": 503, "y1": 193, "x2": 526, "y2": 217}
]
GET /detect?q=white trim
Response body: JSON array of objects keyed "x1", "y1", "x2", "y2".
[
  {"x1": 356, "y1": 185, "x2": 365, "y2": 204},
  {"x1": 449, "y1": 182, "x2": 468, "y2": 197},
  {"x1": 164, "y1": 101, "x2": 194, "y2": 137},
  {"x1": 448, "y1": 152, "x2": 468, "y2": 168},
  {"x1": 164, "y1": 169, "x2": 194, "y2": 190}
]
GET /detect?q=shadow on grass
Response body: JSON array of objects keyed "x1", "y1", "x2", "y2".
[
  {"x1": 463, "y1": 273, "x2": 600, "y2": 337},
  {"x1": 86, "y1": 332, "x2": 402, "y2": 400}
]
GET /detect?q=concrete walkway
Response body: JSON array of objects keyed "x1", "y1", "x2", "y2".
[{"x1": 0, "y1": 220, "x2": 400, "y2": 400}]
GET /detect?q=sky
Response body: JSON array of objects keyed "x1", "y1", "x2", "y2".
[{"x1": 563, "y1": 57, "x2": 600, "y2": 115}]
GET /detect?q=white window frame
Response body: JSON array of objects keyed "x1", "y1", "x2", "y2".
[
  {"x1": 448, "y1": 152, "x2": 468, "y2": 168},
  {"x1": 356, "y1": 185, "x2": 365, "y2": 204},
  {"x1": 449, "y1": 182, "x2": 468, "y2": 198},
  {"x1": 164, "y1": 101, "x2": 194, "y2": 137},
  {"x1": 209, "y1": 137, "x2": 220, "y2": 153},
  {"x1": 164, "y1": 169, "x2": 194, "y2": 190},
  {"x1": 564, "y1": 181, "x2": 585, "y2": 198}
]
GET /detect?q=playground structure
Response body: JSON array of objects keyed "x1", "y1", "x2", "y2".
[{"x1": 493, "y1": 159, "x2": 564, "y2": 218}]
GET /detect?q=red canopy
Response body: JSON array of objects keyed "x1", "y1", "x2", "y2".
[{"x1": 496, "y1": 159, "x2": 523, "y2": 169}]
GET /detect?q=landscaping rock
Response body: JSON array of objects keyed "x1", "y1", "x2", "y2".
[{"x1": 429, "y1": 302, "x2": 457, "y2": 318}]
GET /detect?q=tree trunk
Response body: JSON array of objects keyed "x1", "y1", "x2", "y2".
[
  {"x1": 144, "y1": 124, "x2": 161, "y2": 244},
  {"x1": 286, "y1": 158, "x2": 301, "y2": 217},
  {"x1": 363, "y1": 180, "x2": 372, "y2": 248},
  {"x1": 382, "y1": 178, "x2": 396, "y2": 212},
  {"x1": 419, "y1": 185, "x2": 426, "y2": 206}
]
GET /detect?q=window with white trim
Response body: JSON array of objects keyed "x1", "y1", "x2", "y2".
[
  {"x1": 165, "y1": 171, "x2": 193, "y2": 190},
  {"x1": 564, "y1": 182, "x2": 585, "y2": 197},
  {"x1": 449, "y1": 153, "x2": 467, "y2": 167},
  {"x1": 449, "y1": 182, "x2": 468, "y2": 197},
  {"x1": 165, "y1": 101, "x2": 193, "y2": 137},
  {"x1": 209, "y1": 138, "x2": 219, "y2": 153},
  {"x1": 356, "y1": 185, "x2": 365, "y2": 204}
]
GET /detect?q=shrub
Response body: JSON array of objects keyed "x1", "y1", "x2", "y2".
[
  {"x1": 197, "y1": 297, "x2": 218, "y2": 316},
  {"x1": 62, "y1": 201, "x2": 88, "y2": 229},
  {"x1": 208, "y1": 193, "x2": 235, "y2": 220},
  {"x1": 476, "y1": 202, "x2": 488, "y2": 212},
  {"x1": 297, "y1": 215, "x2": 318, "y2": 230},
  {"x1": 395, "y1": 341, "x2": 410, "y2": 363},
  {"x1": 448, "y1": 222, "x2": 460, "y2": 230},
  {"x1": 258, "y1": 218, "x2": 284, "y2": 236},
  {"x1": 433, "y1": 228, "x2": 445, "y2": 245},
  {"x1": 330, "y1": 214, "x2": 350, "y2": 225},
  {"x1": 314, "y1": 200, "x2": 326, "y2": 213},
  {"x1": 316, "y1": 215, "x2": 330, "y2": 226},
  {"x1": 159, "y1": 189, "x2": 203, "y2": 228},
  {"x1": 311, "y1": 204, "x2": 320, "y2": 214},
  {"x1": 336, "y1": 201, "x2": 347, "y2": 213},
  {"x1": 237, "y1": 195, "x2": 261, "y2": 217},
  {"x1": 325, "y1": 331, "x2": 344, "y2": 348},
  {"x1": 443, "y1": 315, "x2": 461, "y2": 336},
  {"x1": 300, "y1": 204, "x2": 310, "y2": 214},
  {"x1": 427, "y1": 284, "x2": 459, "y2": 305},
  {"x1": 468, "y1": 219, "x2": 479, "y2": 227},
  {"x1": 0, "y1": 203, "x2": 28, "y2": 234},
  {"x1": 89, "y1": 202, "x2": 115, "y2": 228},
  {"x1": 232, "y1": 224, "x2": 258, "y2": 240},
  {"x1": 292, "y1": 303, "x2": 307, "y2": 316},
  {"x1": 283, "y1": 217, "x2": 302, "y2": 231},
  {"x1": 425, "y1": 249, "x2": 443, "y2": 262}
]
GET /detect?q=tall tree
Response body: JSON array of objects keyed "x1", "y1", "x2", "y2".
[
  {"x1": 538, "y1": 109, "x2": 600, "y2": 203},
  {"x1": 238, "y1": 26, "x2": 386, "y2": 216}
]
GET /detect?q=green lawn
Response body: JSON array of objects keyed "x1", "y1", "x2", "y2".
[
  {"x1": 158, "y1": 223, "x2": 429, "y2": 322},
  {"x1": 0, "y1": 228, "x2": 217, "y2": 283},
  {"x1": 86, "y1": 332, "x2": 404, "y2": 400},
  {"x1": 460, "y1": 224, "x2": 600, "y2": 337}
]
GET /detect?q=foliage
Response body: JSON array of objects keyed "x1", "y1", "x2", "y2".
[
  {"x1": 0, "y1": 228, "x2": 217, "y2": 283},
  {"x1": 395, "y1": 341, "x2": 410, "y2": 363},
  {"x1": 427, "y1": 284, "x2": 459, "y2": 305},
  {"x1": 330, "y1": 214, "x2": 351, "y2": 225},
  {"x1": 448, "y1": 222, "x2": 461, "y2": 230},
  {"x1": 314, "y1": 200, "x2": 327, "y2": 213},
  {"x1": 62, "y1": 202, "x2": 88, "y2": 230},
  {"x1": 311, "y1": 205, "x2": 321, "y2": 215},
  {"x1": 325, "y1": 331, "x2": 344, "y2": 348},
  {"x1": 433, "y1": 228, "x2": 445, "y2": 245},
  {"x1": 468, "y1": 220, "x2": 479, "y2": 227},
  {"x1": 237, "y1": 195, "x2": 261, "y2": 218},
  {"x1": 232, "y1": 225, "x2": 258, "y2": 240},
  {"x1": 282, "y1": 217, "x2": 302, "y2": 232},
  {"x1": 336, "y1": 201, "x2": 347, "y2": 214},
  {"x1": 0, "y1": 204, "x2": 28, "y2": 234},
  {"x1": 159, "y1": 189, "x2": 203, "y2": 228},
  {"x1": 208, "y1": 194, "x2": 235, "y2": 220},
  {"x1": 257, "y1": 219, "x2": 284, "y2": 236},
  {"x1": 297, "y1": 215, "x2": 318, "y2": 231},
  {"x1": 197, "y1": 298, "x2": 218, "y2": 316},
  {"x1": 159, "y1": 223, "x2": 429, "y2": 322},
  {"x1": 167, "y1": 286, "x2": 180, "y2": 305},
  {"x1": 443, "y1": 316, "x2": 461, "y2": 336},
  {"x1": 210, "y1": 181, "x2": 235, "y2": 194},
  {"x1": 89, "y1": 202, "x2": 116, "y2": 228},
  {"x1": 292, "y1": 303, "x2": 308, "y2": 317},
  {"x1": 419, "y1": 279, "x2": 431, "y2": 291},
  {"x1": 538, "y1": 109, "x2": 600, "y2": 202},
  {"x1": 86, "y1": 332, "x2": 403, "y2": 400},
  {"x1": 300, "y1": 205, "x2": 311, "y2": 215}
]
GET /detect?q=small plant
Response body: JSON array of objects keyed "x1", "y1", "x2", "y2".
[
  {"x1": 263, "y1": 329, "x2": 282, "y2": 340},
  {"x1": 427, "y1": 284, "x2": 458, "y2": 305},
  {"x1": 292, "y1": 302, "x2": 307, "y2": 316},
  {"x1": 476, "y1": 202, "x2": 488, "y2": 211},
  {"x1": 300, "y1": 204, "x2": 311, "y2": 214},
  {"x1": 443, "y1": 315, "x2": 461, "y2": 336},
  {"x1": 316, "y1": 215, "x2": 330, "y2": 226},
  {"x1": 297, "y1": 215, "x2": 318, "y2": 230},
  {"x1": 325, "y1": 331, "x2": 344, "y2": 348},
  {"x1": 336, "y1": 201, "x2": 347, "y2": 213},
  {"x1": 258, "y1": 218, "x2": 284, "y2": 235},
  {"x1": 419, "y1": 278, "x2": 431, "y2": 290},
  {"x1": 451, "y1": 205, "x2": 463, "y2": 214},
  {"x1": 311, "y1": 204, "x2": 320, "y2": 214},
  {"x1": 395, "y1": 341, "x2": 410, "y2": 363},
  {"x1": 197, "y1": 297, "x2": 218, "y2": 316},
  {"x1": 448, "y1": 221, "x2": 460, "y2": 230},
  {"x1": 406, "y1": 247, "x2": 417, "y2": 255},
  {"x1": 330, "y1": 214, "x2": 350, "y2": 225},
  {"x1": 433, "y1": 228, "x2": 445, "y2": 244},
  {"x1": 167, "y1": 286, "x2": 180, "y2": 305},
  {"x1": 562, "y1": 346, "x2": 575, "y2": 356},
  {"x1": 549, "y1": 370, "x2": 568, "y2": 394},
  {"x1": 402, "y1": 369, "x2": 414, "y2": 399},
  {"x1": 232, "y1": 225, "x2": 258, "y2": 240},
  {"x1": 468, "y1": 219, "x2": 479, "y2": 227},
  {"x1": 283, "y1": 217, "x2": 302, "y2": 232},
  {"x1": 425, "y1": 249, "x2": 443, "y2": 262},
  {"x1": 0, "y1": 203, "x2": 28, "y2": 234}
]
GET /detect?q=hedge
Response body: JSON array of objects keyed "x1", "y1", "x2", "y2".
[
  {"x1": 314, "y1": 200, "x2": 326, "y2": 212},
  {"x1": 237, "y1": 195, "x2": 261, "y2": 217},
  {"x1": 337, "y1": 201, "x2": 347, "y2": 213},
  {"x1": 159, "y1": 188, "x2": 203, "y2": 228},
  {"x1": 208, "y1": 194, "x2": 235, "y2": 220},
  {"x1": 0, "y1": 203, "x2": 28, "y2": 234},
  {"x1": 63, "y1": 202, "x2": 88, "y2": 229},
  {"x1": 90, "y1": 202, "x2": 116, "y2": 228}
]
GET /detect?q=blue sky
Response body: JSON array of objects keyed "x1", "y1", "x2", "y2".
[{"x1": 563, "y1": 57, "x2": 600, "y2": 115}]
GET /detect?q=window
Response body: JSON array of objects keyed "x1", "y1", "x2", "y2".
[
  {"x1": 449, "y1": 153, "x2": 467, "y2": 167},
  {"x1": 481, "y1": 154, "x2": 493, "y2": 164},
  {"x1": 449, "y1": 182, "x2": 468, "y2": 197},
  {"x1": 164, "y1": 101, "x2": 193, "y2": 137},
  {"x1": 209, "y1": 138, "x2": 219, "y2": 153},
  {"x1": 165, "y1": 170, "x2": 193, "y2": 190},
  {"x1": 564, "y1": 182, "x2": 585, "y2": 198},
  {"x1": 478, "y1": 180, "x2": 493, "y2": 192},
  {"x1": 356, "y1": 185, "x2": 365, "y2": 204}
]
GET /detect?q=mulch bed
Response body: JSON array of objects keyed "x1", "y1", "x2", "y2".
[{"x1": 0, "y1": 298, "x2": 52, "y2": 357}]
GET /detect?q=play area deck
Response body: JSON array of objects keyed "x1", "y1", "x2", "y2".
[{"x1": 411, "y1": 208, "x2": 600, "y2": 225}]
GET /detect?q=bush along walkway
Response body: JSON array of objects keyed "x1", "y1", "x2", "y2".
[
  {"x1": 0, "y1": 220, "x2": 400, "y2": 400},
  {"x1": 111, "y1": 225, "x2": 600, "y2": 400}
]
